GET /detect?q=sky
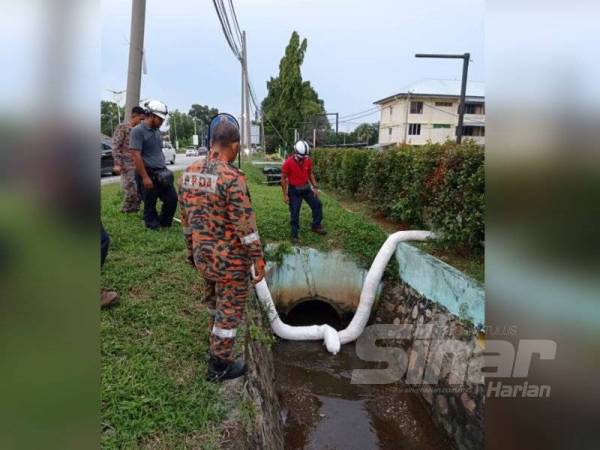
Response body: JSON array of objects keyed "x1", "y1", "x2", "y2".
[{"x1": 102, "y1": 0, "x2": 484, "y2": 131}]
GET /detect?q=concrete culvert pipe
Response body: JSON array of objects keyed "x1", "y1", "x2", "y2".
[{"x1": 254, "y1": 230, "x2": 435, "y2": 354}]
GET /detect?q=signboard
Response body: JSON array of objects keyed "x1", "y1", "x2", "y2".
[
  {"x1": 192, "y1": 134, "x2": 199, "y2": 146},
  {"x1": 251, "y1": 125, "x2": 260, "y2": 145}
]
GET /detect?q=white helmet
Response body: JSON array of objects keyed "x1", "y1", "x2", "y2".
[
  {"x1": 294, "y1": 140, "x2": 310, "y2": 157},
  {"x1": 144, "y1": 99, "x2": 169, "y2": 120}
]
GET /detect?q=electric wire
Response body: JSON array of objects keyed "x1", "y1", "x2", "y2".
[{"x1": 211, "y1": 0, "x2": 241, "y2": 60}]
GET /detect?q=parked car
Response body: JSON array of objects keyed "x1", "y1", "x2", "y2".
[
  {"x1": 197, "y1": 146, "x2": 208, "y2": 156},
  {"x1": 101, "y1": 138, "x2": 115, "y2": 176},
  {"x1": 185, "y1": 146, "x2": 199, "y2": 157},
  {"x1": 162, "y1": 141, "x2": 176, "y2": 165}
]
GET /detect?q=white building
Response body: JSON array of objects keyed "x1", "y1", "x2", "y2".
[{"x1": 374, "y1": 79, "x2": 485, "y2": 146}]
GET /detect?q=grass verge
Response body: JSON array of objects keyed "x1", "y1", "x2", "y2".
[{"x1": 101, "y1": 183, "x2": 224, "y2": 449}]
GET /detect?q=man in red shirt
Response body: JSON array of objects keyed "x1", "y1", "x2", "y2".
[{"x1": 281, "y1": 140, "x2": 327, "y2": 243}]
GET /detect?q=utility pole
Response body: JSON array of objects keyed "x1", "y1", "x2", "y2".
[
  {"x1": 124, "y1": 0, "x2": 146, "y2": 121},
  {"x1": 242, "y1": 31, "x2": 251, "y2": 154},
  {"x1": 313, "y1": 128, "x2": 317, "y2": 148},
  {"x1": 172, "y1": 114, "x2": 178, "y2": 149},
  {"x1": 261, "y1": 112, "x2": 266, "y2": 152},
  {"x1": 334, "y1": 113, "x2": 339, "y2": 145},
  {"x1": 415, "y1": 52, "x2": 470, "y2": 144},
  {"x1": 310, "y1": 113, "x2": 338, "y2": 146},
  {"x1": 240, "y1": 77, "x2": 245, "y2": 151},
  {"x1": 239, "y1": 32, "x2": 250, "y2": 167}
]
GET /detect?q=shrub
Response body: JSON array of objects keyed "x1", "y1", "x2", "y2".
[{"x1": 312, "y1": 142, "x2": 484, "y2": 254}]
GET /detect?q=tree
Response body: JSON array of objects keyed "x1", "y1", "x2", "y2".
[
  {"x1": 100, "y1": 101, "x2": 124, "y2": 137},
  {"x1": 353, "y1": 122, "x2": 379, "y2": 146},
  {"x1": 168, "y1": 110, "x2": 195, "y2": 148},
  {"x1": 188, "y1": 104, "x2": 219, "y2": 145},
  {"x1": 261, "y1": 31, "x2": 329, "y2": 151}
]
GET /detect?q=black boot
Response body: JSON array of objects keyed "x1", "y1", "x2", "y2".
[
  {"x1": 311, "y1": 226, "x2": 327, "y2": 236},
  {"x1": 206, "y1": 354, "x2": 247, "y2": 382}
]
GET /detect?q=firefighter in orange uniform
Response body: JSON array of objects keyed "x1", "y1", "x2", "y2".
[{"x1": 178, "y1": 114, "x2": 265, "y2": 382}]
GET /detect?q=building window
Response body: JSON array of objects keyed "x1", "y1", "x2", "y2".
[
  {"x1": 464, "y1": 103, "x2": 485, "y2": 114},
  {"x1": 435, "y1": 101, "x2": 453, "y2": 107},
  {"x1": 389, "y1": 106, "x2": 394, "y2": 117},
  {"x1": 408, "y1": 124, "x2": 421, "y2": 135},
  {"x1": 410, "y1": 101, "x2": 423, "y2": 114},
  {"x1": 388, "y1": 127, "x2": 392, "y2": 135},
  {"x1": 433, "y1": 124, "x2": 451, "y2": 129},
  {"x1": 462, "y1": 126, "x2": 485, "y2": 137}
]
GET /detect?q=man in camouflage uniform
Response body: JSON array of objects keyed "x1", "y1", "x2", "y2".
[
  {"x1": 178, "y1": 114, "x2": 266, "y2": 382},
  {"x1": 111, "y1": 106, "x2": 145, "y2": 213}
]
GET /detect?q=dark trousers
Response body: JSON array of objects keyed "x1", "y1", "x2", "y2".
[
  {"x1": 288, "y1": 185, "x2": 323, "y2": 238},
  {"x1": 101, "y1": 223, "x2": 110, "y2": 268},
  {"x1": 136, "y1": 169, "x2": 178, "y2": 229}
]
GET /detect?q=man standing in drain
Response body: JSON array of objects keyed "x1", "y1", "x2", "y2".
[
  {"x1": 178, "y1": 113, "x2": 266, "y2": 382},
  {"x1": 281, "y1": 140, "x2": 327, "y2": 244}
]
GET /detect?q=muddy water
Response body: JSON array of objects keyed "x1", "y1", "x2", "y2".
[{"x1": 274, "y1": 302, "x2": 451, "y2": 450}]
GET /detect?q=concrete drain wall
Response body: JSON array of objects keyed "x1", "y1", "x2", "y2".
[
  {"x1": 376, "y1": 243, "x2": 485, "y2": 450},
  {"x1": 261, "y1": 243, "x2": 484, "y2": 450},
  {"x1": 266, "y1": 246, "x2": 381, "y2": 316}
]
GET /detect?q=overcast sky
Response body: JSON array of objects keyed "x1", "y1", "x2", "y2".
[{"x1": 102, "y1": 0, "x2": 484, "y2": 131}]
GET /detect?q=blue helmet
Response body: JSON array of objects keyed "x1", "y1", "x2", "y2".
[{"x1": 207, "y1": 113, "x2": 240, "y2": 146}]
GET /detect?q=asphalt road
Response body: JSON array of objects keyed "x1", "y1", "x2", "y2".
[{"x1": 101, "y1": 154, "x2": 205, "y2": 185}]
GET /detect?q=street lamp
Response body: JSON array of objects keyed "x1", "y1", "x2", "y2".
[
  {"x1": 415, "y1": 53, "x2": 470, "y2": 144},
  {"x1": 106, "y1": 88, "x2": 126, "y2": 123}
]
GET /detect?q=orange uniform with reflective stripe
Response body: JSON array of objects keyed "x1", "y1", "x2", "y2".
[{"x1": 178, "y1": 157, "x2": 263, "y2": 284}]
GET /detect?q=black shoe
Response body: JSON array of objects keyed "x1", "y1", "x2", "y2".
[
  {"x1": 206, "y1": 354, "x2": 247, "y2": 382},
  {"x1": 311, "y1": 226, "x2": 327, "y2": 236},
  {"x1": 145, "y1": 221, "x2": 160, "y2": 231},
  {"x1": 291, "y1": 236, "x2": 299, "y2": 245}
]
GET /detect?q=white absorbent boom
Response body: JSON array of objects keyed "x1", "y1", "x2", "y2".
[{"x1": 253, "y1": 230, "x2": 434, "y2": 354}]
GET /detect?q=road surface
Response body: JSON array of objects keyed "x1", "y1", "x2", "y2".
[{"x1": 101, "y1": 154, "x2": 205, "y2": 185}]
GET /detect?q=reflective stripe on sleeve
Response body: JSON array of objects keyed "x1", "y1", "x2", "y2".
[
  {"x1": 211, "y1": 326, "x2": 237, "y2": 339},
  {"x1": 241, "y1": 231, "x2": 260, "y2": 245}
]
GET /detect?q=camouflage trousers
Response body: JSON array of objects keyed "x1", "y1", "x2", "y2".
[
  {"x1": 203, "y1": 278, "x2": 250, "y2": 361},
  {"x1": 120, "y1": 166, "x2": 141, "y2": 212}
]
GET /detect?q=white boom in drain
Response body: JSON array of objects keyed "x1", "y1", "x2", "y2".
[{"x1": 253, "y1": 230, "x2": 434, "y2": 354}]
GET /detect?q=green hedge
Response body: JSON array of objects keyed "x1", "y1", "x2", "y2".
[{"x1": 312, "y1": 142, "x2": 484, "y2": 254}]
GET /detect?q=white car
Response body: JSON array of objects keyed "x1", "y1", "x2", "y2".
[
  {"x1": 162, "y1": 142, "x2": 176, "y2": 165},
  {"x1": 185, "y1": 147, "x2": 199, "y2": 157}
]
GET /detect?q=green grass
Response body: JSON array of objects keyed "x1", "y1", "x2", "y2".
[
  {"x1": 241, "y1": 162, "x2": 390, "y2": 270},
  {"x1": 101, "y1": 185, "x2": 224, "y2": 449},
  {"x1": 101, "y1": 158, "x2": 483, "y2": 448}
]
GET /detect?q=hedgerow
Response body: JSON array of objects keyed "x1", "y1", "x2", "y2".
[{"x1": 311, "y1": 142, "x2": 484, "y2": 254}]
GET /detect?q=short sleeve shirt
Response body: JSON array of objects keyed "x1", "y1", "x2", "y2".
[
  {"x1": 129, "y1": 123, "x2": 165, "y2": 169},
  {"x1": 282, "y1": 156, "x2": 312, "y2": 187}
]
